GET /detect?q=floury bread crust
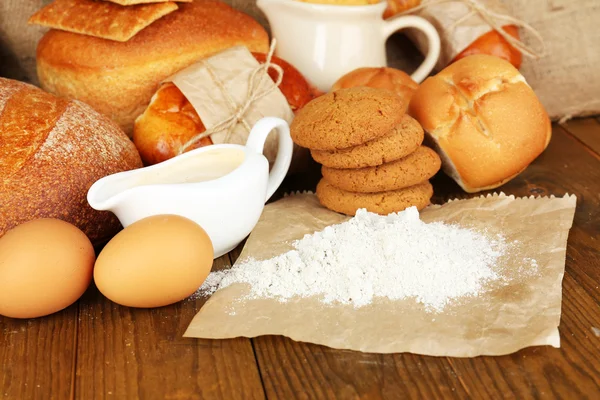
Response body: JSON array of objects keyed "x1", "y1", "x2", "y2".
[
  {"x1": 409, "y1": 55, "x2": 551, "y2": 193},
  {"x1": 0, "y1": 78, "x2": 143, "y2": 244},
  {"x1": 36, "y1": 0, "x2": 270, "y2": 135}
]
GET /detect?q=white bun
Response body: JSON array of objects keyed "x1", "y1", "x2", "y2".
[{"x1": 408, "y1": 55, "x2": 551, "y2": 193}]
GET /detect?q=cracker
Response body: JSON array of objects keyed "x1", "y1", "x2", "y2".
[{"x1": 28, "y1": 0, "x2": 178, "y2": 42}]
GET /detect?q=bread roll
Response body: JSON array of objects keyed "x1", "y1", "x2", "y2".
[
  {"x1": 331, "y1": 67, "x2": 418, "y2": 111},
  {"x1": 36, "y1": 0, "x2": 269, "y2": 136},
  {"x1": 383, "y1": 0, "x2": 421, "y2": 19},
  {"x1": 408, "y1": 55, "x2": 551, "y2": 193},
  {"x1": 0, "y1": 78, "x2": 143, "y2": 244},
  {"x1": 133, "y1": 53, "x2": 316, "y2": 165},
  {"x1": 453, "y1": 25, "x2": 522, "y2": 69}
]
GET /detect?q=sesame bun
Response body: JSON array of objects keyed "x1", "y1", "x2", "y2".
[
  {"x1": 36, "y1": 0, "x2": 269, "y2": 136},
  {"x1": 408, "y1": 55, "x2": 551, "y2": 193}
]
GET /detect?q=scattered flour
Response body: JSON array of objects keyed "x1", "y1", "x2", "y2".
[{"x1": 197, "y1": 207, "x2": 521, "y2": 312}]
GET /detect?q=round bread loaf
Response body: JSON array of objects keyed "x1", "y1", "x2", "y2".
[
  {"x1": 0, "y1": 78, "x2": 143, "y2": 244},
  {"x1": 36, "y1": 0, "x2": 269, "y2": 136},
  {"x1": 408, "y1": 55, "x2": 551, "y2": 193}
]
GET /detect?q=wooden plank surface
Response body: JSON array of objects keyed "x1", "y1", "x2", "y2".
[
  {"x1": 561, "y1": 118, "x2": 600, "y2": 156},
  {"x1": 0, "y1": 306, "x2": 77, "y2": 400},
  {"x1": 74, "y1": 255, "x2": 264, "y2": 400},
  {"x1": 2, "y1": 119, "x2": 600, "y2": 399},
  {"x1": 226, "y1": 122, "x2": 600, "y2": 399}
]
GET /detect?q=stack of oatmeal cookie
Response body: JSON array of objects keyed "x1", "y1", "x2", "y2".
[{"x1": 291, "y1": 87, "x2": 441, "y2": 215}]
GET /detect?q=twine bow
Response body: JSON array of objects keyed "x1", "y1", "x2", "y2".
[
  {"x1": 400, "y1": 0, "x2": 546, "y2": 59},
  {"x1": 178, "y1": 40, "x2": 284, "y2": 155}
]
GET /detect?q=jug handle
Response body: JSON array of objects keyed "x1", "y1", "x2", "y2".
[
  {"x1": 382, "y1": 15, "x2": 441, "y2": 83},
  {"x1": 245, "y1": 117, "x2": 293, "y2": 202}
]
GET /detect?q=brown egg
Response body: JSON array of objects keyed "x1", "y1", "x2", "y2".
[
  {"x1": 94, "y1": 215, "x2": 214, "y2": 308},
  {"x1": 0, "y1": 219, "x2": 95, "y2": 319}
]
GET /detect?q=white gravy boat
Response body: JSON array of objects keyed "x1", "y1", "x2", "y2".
[{"x1": 87, "y1": 117, "x2": 293, "y2": 258}]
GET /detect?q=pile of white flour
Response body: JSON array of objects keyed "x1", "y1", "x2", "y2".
[{"x1": 198, "y1": 207, "x2": 509, "y2": 312}]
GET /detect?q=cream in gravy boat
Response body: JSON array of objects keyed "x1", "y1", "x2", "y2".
[{"x1": 87, "y1": 117, "x2": 293, "y2": 258}]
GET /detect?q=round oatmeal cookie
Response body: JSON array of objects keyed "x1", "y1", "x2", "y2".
[
  {"x1": 311, "y1": 114, "x2": 424, "y2": 168},
  {"x1": 316, "y1": 179, "x2": 433, "y2": 216},
  {"x1": 322, "y1": 146, "x2": 441, "y2": 193},
  {"x1": 291, "y1": 87, "x2": 405, "y2": 151}
]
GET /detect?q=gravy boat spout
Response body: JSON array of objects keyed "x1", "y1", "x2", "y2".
[
  {"x1": 87, "y1": 169, "x2": 140, "y2": 213},
  {"x1": 87, "y1": 117, "x2": 293, "y2": 258}
]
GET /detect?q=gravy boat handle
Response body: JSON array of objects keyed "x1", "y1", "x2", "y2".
[{"x1": 245, "y1": 117, "x2": 293, "y2": 201}]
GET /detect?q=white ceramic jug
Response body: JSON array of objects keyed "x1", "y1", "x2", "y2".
[
  {"x1": 87, "y1": 117, "x2": 293, "y2": 258},
  {"x1": 257, "y1": 0, "x2": 441, "y2": 92}
]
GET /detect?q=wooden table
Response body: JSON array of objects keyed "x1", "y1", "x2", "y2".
[{"x1": 1, "y1": 118, "x2": 599, "y2": 399}]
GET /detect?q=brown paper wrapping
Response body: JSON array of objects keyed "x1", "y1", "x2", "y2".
[
  {"x1": 185, "y1": 192, "x2": 576, "y2": 356},
  {"x1": 165, "y1": 46, "x2": 295, "y2": 162}
]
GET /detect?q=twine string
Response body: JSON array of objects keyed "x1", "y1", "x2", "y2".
[
  {"x1": 178, "y1": 39, "x2": 283, "y2": 155},
  {"x1": 399, "y1": 0, "x2": 546, "y2": 59}
]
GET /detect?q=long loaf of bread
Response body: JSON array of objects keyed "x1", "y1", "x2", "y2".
[{"x1": 0, "y1": 78, "x2": 143, "y2": 244}]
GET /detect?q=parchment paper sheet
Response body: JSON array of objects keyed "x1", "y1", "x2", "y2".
[{"x1": 185, "y1": 193, "x2": 577, "y2": 357}]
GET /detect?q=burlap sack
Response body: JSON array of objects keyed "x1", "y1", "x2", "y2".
[
  {"x1": 501, "y1": 0, "x2": 600, "y2": 121},
  {"x1": 406, "y1": 0, "x2": 600, "y2": 121},
  {"x1": 0, "y1": 0, "x2": 51, "y2": 84}
]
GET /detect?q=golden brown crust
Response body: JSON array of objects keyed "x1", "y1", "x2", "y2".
[
  {"x1": 310, "y1": 114, "x2": 423, "y2": 169},
  {"x1": 36, "y1": 0, "x2": 270, "y2": 135},
  {"x1": 383, "y1": 0, "x2": 421, "y2": 19},
  {"x1": 291, "y1": 87, "x2": 405, "y2": 151},
  {"x1": 28, "y1": 0, "x2": 178, "y2": 42},
  {"x1": 331, "y1": 67, "x2": 418, "y2": 112},
  {"x1": 108, "y1": 0, "x2": 191, "y2": 4},
  {"x1": 296, "y1": 0, "x2": 378, "y2": 4},
  {"x1": 133, "y1": 82, "x2": 211, "y2": 165},
  {"x1": 316, "y1": 179, "x2": 433, "y2": 216},
  {"x1": 133, "y1": 53, "x2": 316, "y2": 165},
  {"x1": 0, "y1": 78, "x2": 143, "y2": 244},
  {"x1": 453, "y1": 25, "x2": 522, "y2": 69},
  {"x1": 322, "y1": 146, "x2": 441, "y2": 193},
  {"x1": 408, "y1": 55, "x2": 551, "y2": 192}
]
